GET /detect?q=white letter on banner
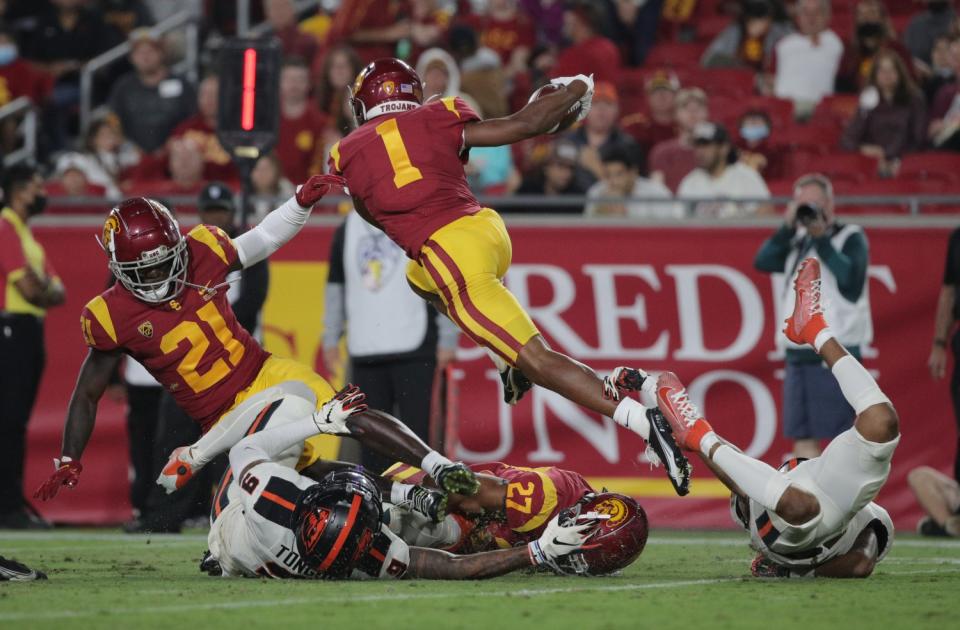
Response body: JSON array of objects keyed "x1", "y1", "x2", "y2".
[
  {"x1": 581, "y1": 265, "x2": 669, "y2": 359},
  {"x1": 667, "y1": 265, "x2": 764, "y2": 361},
  {"x1": 452, "y1": 369, "x2": 514, "y2": 461},
  {"x1": 506, "y1": 264, "x2": 594, "y2": 355},
  {"x1": 527, "y1": 388, "x2": 619, "y2": 463},
  {"x1": 861, "y1": 265, "x2": 895, "y2": 360},
  {"x1": 687, "y1": 370, "x2": 776, "y2": 458}
]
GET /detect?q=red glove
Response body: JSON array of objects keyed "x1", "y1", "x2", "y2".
[
  {"x1": 34, "y1": 457, "x2": 83, "y2": 501},
  {"x1": 296, "y1": 174, "x2": 347, "y2": 208}
]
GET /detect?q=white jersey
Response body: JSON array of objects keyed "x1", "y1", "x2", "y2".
[
  {"x1": 737, "y1": 428, "x2": 898, "y2": 570},
  {"x1": 208, "y1": 462, "x2": 410, "y2": 579}
]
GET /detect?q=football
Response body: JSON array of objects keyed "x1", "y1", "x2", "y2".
[
  {"x1": 529, "y1": 83, "x2": 582, "y2": 133},
  {"x1": 557, "y1": 492, "x2": 649, "y2": 575}
]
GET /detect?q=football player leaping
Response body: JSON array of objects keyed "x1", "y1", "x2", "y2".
[
  {"x1": 328, "y1": 58, "x2": 690, "y2": 497},
  {"x1": 208, "y1": 387, "x2": 603, "y2": 579},
  {"x1": 35, "y1": 183, "x2": 478, "y2": 505},
  {"x1": 611, "y1": 258, "x2": 899, "y2": 578}
]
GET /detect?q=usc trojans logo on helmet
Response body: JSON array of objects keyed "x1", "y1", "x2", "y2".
[
  {"x1": 102, "y1": 214, "x2": 121, "y2": 252},
  {"x1": 382, "y1": 80, "x2": 396, "y2": 96},
  {"x1": 592, "y1": 497, "x2": 628, "y2": 527}
]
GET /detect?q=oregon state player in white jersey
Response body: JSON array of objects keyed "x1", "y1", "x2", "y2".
[
  {"x1": 208, "y1": 386, "x2": 604, "y2": 579},
  {"x1": 609, "y1": 258, "x2": 899, "y2": 578}
]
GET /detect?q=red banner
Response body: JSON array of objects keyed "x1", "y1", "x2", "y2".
[{"x1": 24, "y1": 223, "x2": 954, "y2": 530}]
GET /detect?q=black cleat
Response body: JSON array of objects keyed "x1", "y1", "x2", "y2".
[
  {"x1": 434, "y1": 462, "x2": 481, "y2": 495},
  {"x1": 199, "y1": 550, "x2": 222, "y2": 576},
  {"x1": 644, "y1": 408, "x2": 692, "y2": 496},
  {"x1": 500, "y1": 366, "x2": 532, "y2": 405},
  {"x1": 400, "y1": 486, "x2": 448, "y2": 523},
  {"x1": 0, "y1": 556, "x2": 47, "y2": 581}
]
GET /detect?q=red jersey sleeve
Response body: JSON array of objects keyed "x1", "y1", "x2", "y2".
[
  {"x1": 80, "y1": 295, "x2": 121, "y2": 352},
  {"x1": 434, "y1": 96, "x2": 480, "y2": 162},
  {"x1": 0, "y1": 224, "x2": 27, "y2": 276},
  {"x1": 186, "y1": 225, "x2": 239, "y2": 280}
]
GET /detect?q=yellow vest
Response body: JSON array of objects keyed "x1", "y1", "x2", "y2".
[{"x1": 1, "y1": 207, "x2": 54, "y2": 317}]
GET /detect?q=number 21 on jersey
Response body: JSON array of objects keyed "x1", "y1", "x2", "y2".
[
  {"x1": 376, "y1": 118, "x2": 423, "y2": 189},
  {"x1": 159, "y1": 301, "x2": 245, "y2": 394}
]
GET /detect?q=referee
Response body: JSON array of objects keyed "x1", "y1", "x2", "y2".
[{"x1": 0, "y1": 164, "x2": 65, "y2": 529}]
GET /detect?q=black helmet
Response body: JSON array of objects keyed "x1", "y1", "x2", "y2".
[{"x1": 293, "y1": 468, "x2": 383, "y2": 579}]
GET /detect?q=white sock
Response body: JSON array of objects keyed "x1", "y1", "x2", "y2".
[
  {"x1": 813, "y1": 327, "x2": 834, "y2": 353},
  {"x1": 485, "y1": 347, "x2": 508, "y2": 373},
  {"x1": 831, "y1": 355, "x2": 891, "y2": 415},
  {"x1": 712, "y1": 444, "x2": 791, "y2": 511},
  {"x1": 391, "y1": 482, "x2": 414, "y2": 504},
  {"x1": 421, "y1": 450, "x2": 453, "y2": 479},
  {"x1": 613, "y1": 398, "x2": 650, "y2": 440},
  {"x1": 699, "y1": 431, "x2": 720, "y2": 457}
]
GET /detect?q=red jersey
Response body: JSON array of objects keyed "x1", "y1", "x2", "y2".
[
  {"x1": 0, "y1": 59, "x2": 53, "y2": 106},
  {"x1": 277, "y1": 104, "x2": 329, "y2": 183},
  {"x1": 80, "y1": 225, "x2": 269, "y2": 431},
  {"x1": 551, "y1": 36, "x2": 623, "y2": 85},
  {"x1": 329, "y1": 96, "x2": 482, "y2": 258},
  {"x1": 462, "y1": 13, "x2": 536, "y2": 65}
]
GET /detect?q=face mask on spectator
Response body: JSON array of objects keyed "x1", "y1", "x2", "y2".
[
  {"x1": 0, "y1": 44, "x2": 18, "y2": 66},
  {"x1": 929, "y1": 2, "x2": 951, "y2": 14},
  {"x1": 740, "y1": 124, "x2": 769, "y2": 143},
  {"x1": 856, "y1": 22, "x2": 884, "y2": 43}
]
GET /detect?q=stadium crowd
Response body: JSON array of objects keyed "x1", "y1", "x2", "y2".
[{"x1": 0, "y1": 0, "x2": 959, "y2": 216}]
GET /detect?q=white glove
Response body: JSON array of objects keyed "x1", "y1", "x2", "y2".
[
  {"x1": 311, "y1": 384, "x2": 368, "y2": 434},
  {"x1": 156, "y1": 446, "x2": 201, "y2": 494},
  {"x1": 527, "y1": 512, "x2": 605, "y2": 569},
  {"x1": 550, "y1": 73, "x2": 594, "y2": 122}
]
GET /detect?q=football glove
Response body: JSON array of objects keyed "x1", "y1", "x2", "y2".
[
  {"x1": 156, "y1": 446, "x2": 201, "y2": 494},
  {"x1": 295, "y1": 174, "x2": 347, "y2": 208},
  {"x1": 34, "y1": 456, "x2": 83, "y2": 501},
  {"x1": 602, "y1": 366, "x2": 650, "y2": 402},
  {"x1": 433, "y1": 462, "x2": 480, "y2": 495},
  {"x1": 527, "y1": 512, "x2": 605, "y2": 570},
  {"x1": 312, "y1": 384, "x2": 368, "y2": 434},
  {"x1": 550, "y1": 73, "x2": 594, "y2": 122}
]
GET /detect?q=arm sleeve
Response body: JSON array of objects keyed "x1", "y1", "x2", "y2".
[
  {"x1": 233, "y1": 196, "x2": 310, "y2": 268},
  {"x1": 232, "y1": 259, "x2": 269, "y2": 335},
  {"x1": 753, "y1": 224, "x2": 796, "y2": 273},
  {"x1": 229, "y1": 416, "x2": 321, "y2": 478},
  {"x1": 814, "y1": 229, "x2": 869, "y2": 302}
]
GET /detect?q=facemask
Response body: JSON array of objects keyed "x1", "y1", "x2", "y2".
[
  {"x1": 929, "y1": 2, "x2": 951, "y2": 14},
  {"x1": 740, "y1": 125, "x2": 769, "y2": 143},
  {"x1": 0, "y1": 44, "x2": 17, "y2": 67},
  {"x1": 27, "y1": 194, "x2": 47, "y2": 217}
]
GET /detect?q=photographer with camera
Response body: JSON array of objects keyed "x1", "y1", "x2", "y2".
[{"x1": 754, "y1": 173, "x2": 872, "y2": 459}]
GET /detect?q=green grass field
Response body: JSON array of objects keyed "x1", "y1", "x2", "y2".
[{"x1": 1, "y1": 529, "x2": 956, "y2": 629}]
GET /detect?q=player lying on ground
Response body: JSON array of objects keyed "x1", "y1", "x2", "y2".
[
  {"x1": 380, "y1": 461, "x2": 648, "y2": 575},
  {"x1": 329, "y1": 57, "x2": 690, "y2": 496},
  {"x1": 613, "y1": 258, "x2": 899, "y2": 578},
  {"x1": 208, "y1": 387, "x2": 604, "y2": 579},
  {"x1": 35, "y1": 189, "x2": 478, "y2": 504}
]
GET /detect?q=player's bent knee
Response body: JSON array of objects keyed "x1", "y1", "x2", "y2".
[
  {"x1": 776, "y1": 486, "x2": 821, "y2": 526},
  {"x1": 906, "y1": 466, "x2": 935, "y2": 489}
]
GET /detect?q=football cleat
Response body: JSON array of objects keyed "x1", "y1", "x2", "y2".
[
  {"x1": 783, "y1": 257, "x2": 829, "y2": 347},
  {"x1": 644, "y1": 408, "x2": 692, "y2": 497},
  {"x1": 434, "y1": 462, "x2": 481, "y2": 495},
  {"x1": 500, "y1": 366, "x2": 532, "y2": 405},
  {"x1": 199, "y1": 550, "x2": 223, "y2": 576},
  {"x1": 0, "y1": 556, "x2": 47, "y2": 581},
  {"x1": 602, "y1": 367, "x2": 649, "y2": 401},
  {"x1": 656, "y1": 372, "x2": 714, "y2": 452},
  {"x1": 398, "y1": 486, "x2": 448, "y2": 523},
  {"x1": 751, "y1": 553, "x2": 790, "y2": 578}
]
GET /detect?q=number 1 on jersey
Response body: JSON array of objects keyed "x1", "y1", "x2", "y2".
[{"x1": 376, "y1": 118, "x2": 423, "y2": 189}]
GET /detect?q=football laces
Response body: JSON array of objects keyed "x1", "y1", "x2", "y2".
[{"x1": 668, "y1": 389, "x2": 701, "y2": 426}]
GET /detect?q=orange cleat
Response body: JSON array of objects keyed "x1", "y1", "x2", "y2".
[
  {"x1": 656, "y1": 372, "x2": 713, "y2": 452},
  {"x1": 783, "y1": 258, "x2": 829, "y2": 348}
]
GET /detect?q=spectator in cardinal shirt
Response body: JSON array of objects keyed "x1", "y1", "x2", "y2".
[
  {"x1": 550, "y1": 2, "x2": 622, "y2": 85},
  {"x1": 0, "y1": 26, "x2": 53, "y2": 108},
  {"x1": 124, "y1": 137, "x2": 206, "y2": 203},
  {"x1": 264, "y1": 0, "x2": 318, "y2": 61},
  {"x1": 166, "y1": 75, "x2": 238, "y2": 182},
  {"x1": 735, "y1": 109, "x2": 787, "y2": 180},
  {"x1": 323, "y1": 0, "x2": 408, "y2": 65},
  {"x1": 462, "y1": 0, "x2": 535, "y2": 80},
  {"x1": 107, "y1": 28, "x2": 196, "y2": 153},
  {"x1": 622, "y1": 69, "x2": 680, "y2": 154},
  {"x1": 835, "y1": 0, "x2": 915, "y2": 94},
  {"x1": 277, "y1": 57, "x2": 329, "y2": 184},
  {"x1": 648, "y1": 87, "x2": 709, "y2": 193}
]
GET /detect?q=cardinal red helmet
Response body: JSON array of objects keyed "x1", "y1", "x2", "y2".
[
  {"x1": 350, "y1": 57, "x2": 423, "y2": 125},
  {"x1": 99, "y1": 197, "x2": 188, "y2": 304},
  {"x1": 556, "y1": 492, "x2": 648, "y2": 576}
]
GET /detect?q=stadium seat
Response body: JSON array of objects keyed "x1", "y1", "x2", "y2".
[
  {"x1": 777, "y1": 124, "x2": 842, "y2": 153},
  {"x1": 685, "y1": 68, "x2": 756, "y2": 99},
  {"x1": 644, "y1": 42, "x2": 707, "y2": 69},
  {"x1": 898, "y1": 152, "x2": 960, "y2": 182},
  {"x1": 787, "y1": 152, "x2": 878, "y2": 182},
  {"x1": 812, "y1": 94, "x2": 860, "y2": 125}
]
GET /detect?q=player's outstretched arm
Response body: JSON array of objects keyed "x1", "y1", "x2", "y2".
[
  {"x1": 34, "y1": 348, "x2": 122, "y2": 500},
  {"x1": 230, "y1": 174, "x2": 346, "y2": 272},
  {"x1": 406, "y1": 546, "x2": 530, "y2": 580},
  {"x1": 463, "y1": 78, "x2": 590, "y2": 148}
]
